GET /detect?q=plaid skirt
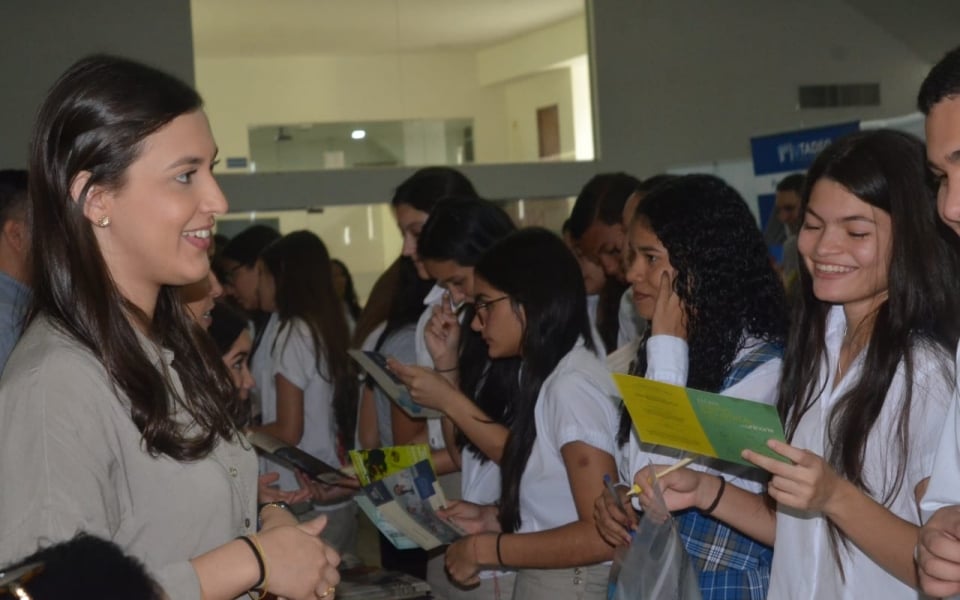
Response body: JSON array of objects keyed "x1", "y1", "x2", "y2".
[{"x1": 675, "y1": 509, "x2": 772, "y2": 600}]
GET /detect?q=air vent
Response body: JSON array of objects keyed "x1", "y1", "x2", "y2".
[{"x1": 798, "y1": 83, "x2": 880, "y2": 108}]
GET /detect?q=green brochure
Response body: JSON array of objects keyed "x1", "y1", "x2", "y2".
[{"x1": 613, "y1": 373, "x2": 789, "y2": 466}]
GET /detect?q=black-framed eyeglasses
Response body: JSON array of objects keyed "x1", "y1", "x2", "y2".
[
  {"x1": 0, "y1": 561, "x2": 43, "y2": 599},
  {"x1": 474, "y1": 295, "x2": 509, "y2": 325}
]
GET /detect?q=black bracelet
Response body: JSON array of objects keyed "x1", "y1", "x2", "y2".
[
  {"x1": 496, "y1": 533, "x2": 505, "y2": 566},
  {"x1": 435, "y1": 365, "x2": 458, "y2": 373},
  {"x1": 236, "y1": 535, "x2": 265, "y2": 590},
  {"x1": 703, "y1": 476, "x2": 726, "y2": 515}
]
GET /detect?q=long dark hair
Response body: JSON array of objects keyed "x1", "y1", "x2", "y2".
[
  {"x1": 208, "y1": 302, "x2": 250, "y2": 356},
  {"x1": 476, "y1": 228, "x2": 596, "y2": 532},
  {"x1": 331, "y1": 258, "x2": 362, "y2": 322},
  {"x1": 390, "y1": 167, "x2": 477, "y2": 212},
  {"x1": 417, "y1": 197, "x2": 518, "y2": 463},
  {"x1": 779, "y1": 130, "x2": 960, "y2": 566},
  {"x1": 596, "y1": 278, "x2": 627, "y2": 353},
  {"x1": 27, "y1": 54, "x2": 244, "y2": 460},
  {"x1": 617, "y1": 174, "x2": 788, "y2": 445},
  {"x1": 260, "y1": 230, "x2": 358, "y2": 448},
  {"x1": 375, "y1": 257, "x2": 435, "y2": 347}
]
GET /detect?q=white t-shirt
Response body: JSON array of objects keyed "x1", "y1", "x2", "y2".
[
  {"x1": 461, "y1": 451, "x2": 511, "y2": 581},
  {"x1": 251, "y1": 313, "x2": 341, "y2": 496},
  {"x1": 517, "y1": 342, "x2": 620, "y2": 534},
  {"x1": 920, "y1": 341, "x2": 960, "y2": 520},
  {"x1": 461, "y1": 450, "x2": 500, "y2": 505},
  {"x1": 768, "y1": 306, "x2": 952, "y2": 599},
  {"x1": 619, "y1": 333, "x2": 782, "y2": 494}
]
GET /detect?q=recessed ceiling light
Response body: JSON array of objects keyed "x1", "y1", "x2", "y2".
[{"x1": 351, "y1": 129, "x2": 366, "y2": 140}]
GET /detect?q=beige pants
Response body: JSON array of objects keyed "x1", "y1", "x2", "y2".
[{"x1": 512, "y1": 564, "x2": 610, "y2": 600}]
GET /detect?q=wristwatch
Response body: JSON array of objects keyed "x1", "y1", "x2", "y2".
[{"x1": 256, "y1": 501, "x2": 293, "y2": 528}]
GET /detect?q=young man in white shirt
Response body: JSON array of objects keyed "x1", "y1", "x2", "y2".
[{"x1": 916, "y1": 44, "x2": 960, "y2": 598}]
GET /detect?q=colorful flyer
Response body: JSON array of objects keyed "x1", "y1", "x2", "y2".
[{"x1": 613, "y1": 373, "x2": 788, "y2": 466}]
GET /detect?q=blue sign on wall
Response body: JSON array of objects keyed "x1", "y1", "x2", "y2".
[{"x1": 750, "y1": 121, "x2": 859, "y2": 176}]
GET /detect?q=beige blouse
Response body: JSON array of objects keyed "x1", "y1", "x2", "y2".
[{"x1": 0, "y1": 316, "x2": 258, "y2": 599}]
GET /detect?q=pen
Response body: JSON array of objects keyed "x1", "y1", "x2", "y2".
[
  {"x1": 603, "y1": 473, "x2": 630, "y2": 517},
  {"x1": 625, "y1": 457, "x2": 695, "y2": 496}
]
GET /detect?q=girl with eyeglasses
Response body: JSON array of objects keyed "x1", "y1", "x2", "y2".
[
  {"x1": 399, "y1": 227, "x2": 620, "y2": 600},
  {"x1": 389, "y1": 197, "x2": 518, "y2": 599}
]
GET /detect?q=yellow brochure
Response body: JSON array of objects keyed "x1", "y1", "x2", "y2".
[{"x1": 613, "y1": 373, "x2": 788, "y2": 466}]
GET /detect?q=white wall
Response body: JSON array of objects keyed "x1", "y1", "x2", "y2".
[
  {"x1": 195, "y1": 52, "x2": 497, "y2": 167},
  {"x1": 195, "y1": 16, "x2": 589, "y2": 175},
  {"x1": 503, "y1": 68, "x2": 576, "y2": 162},
  {"x1": 476, "y1": 15, "x2": 587, "y2": 86}
]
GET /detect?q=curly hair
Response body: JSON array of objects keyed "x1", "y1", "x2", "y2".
[{"x1": 618, "y1": 174, "x2": 788, "y2": 444}]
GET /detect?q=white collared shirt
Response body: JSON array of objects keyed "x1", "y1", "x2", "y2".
[
  {"x1": 769, "y1": 306, "x2": 951, "y2": 599},
  {"x1": 920, "y1": 341, "x2": 960, "y2": 520},
  {"x1": 517, "y1": 342, "x2": 620, "y2": 533},
  {"x1": 252, "y1": 314, "x2": 342, "y2": 499}
]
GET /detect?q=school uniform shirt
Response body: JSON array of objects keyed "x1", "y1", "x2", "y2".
[
  {"x1": 371, "y1": 324, "x2": 418, "y2": 449},
  {"x1": 517, "y1": 341, "x2": 620, "y2": 534},
  {"x1": 619, "y1": 334, "x2": 782, "y2": 494},
  {"x1": 415, "y1": 285, "x2": 447, "y2": 450},
  {"x1": 768, "y1": 306, "x2": 952, "y2": 600},
  {"x1": 461, "y1": 450, "x2": 513, "y2": 583},
  {"x1": 252, "y1": 313, "x2": 343, "y2": 500},
  {"x1": 920, "y1": 342, "x2": 960, "y2": 520},
  {"x1": 0, "y1": 316, "x2": 258, "y2": 599}
]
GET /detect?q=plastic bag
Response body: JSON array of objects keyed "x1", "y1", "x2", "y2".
[{"x1": 607, "y1": 463, "x2": 701, "y2": 600}]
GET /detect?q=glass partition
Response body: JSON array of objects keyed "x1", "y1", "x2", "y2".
[{"x1": 192, "y1": 0, "x2": 592, "y2": 175}]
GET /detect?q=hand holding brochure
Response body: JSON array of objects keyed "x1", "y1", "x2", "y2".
[
  {"x1": 247, "y1": 431, "x2": 351, "y2": 485},
  {"x1": 348, "y1": 445, "x2": 435, "y2": 550},
  {"x1": 349, "y1": 349, "x2": 442, "y2": 419},
  {"x1": 613, "y1": 373, "x2": 788, "y2": 467},
  {"x1": 362, "y1": 459, "x2": 464, "y2": 550}
]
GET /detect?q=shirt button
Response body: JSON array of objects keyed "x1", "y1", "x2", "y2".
[
  {"x1": 244, "y1": 518, "x2": 251, "y2": 528},
  {"x1": 229, "y1": 467, "x2": 239, "y2": 477},
  {"x1": 573, "y1": 577, "x2": 582, "y2": 585}
]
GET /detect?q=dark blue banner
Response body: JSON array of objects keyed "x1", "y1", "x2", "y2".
[{"x1": 750, "y1": 121, "x2": 859, "y2": 175}]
